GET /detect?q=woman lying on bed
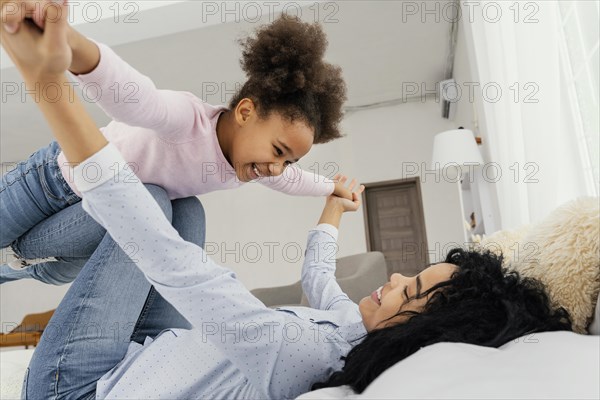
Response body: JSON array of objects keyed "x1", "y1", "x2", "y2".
[{"x1": 1, "y1": 3, "x2": 572, "y2": 399}]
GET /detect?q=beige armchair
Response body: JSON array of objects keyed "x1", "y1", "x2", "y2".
[{"x1": 250, "y1": 252, "x2": 388, "y2": 307}]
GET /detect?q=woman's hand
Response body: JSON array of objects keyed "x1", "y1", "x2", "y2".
[
  {"x1": 0, "y1": 0, "x2": 71, "y2": 80},
  {"x1": 1, "y1": 0, "x2": 48, "y2": 33},
  {"x1": 318, "y1": 174, "x2": 365, "y2": 228}
]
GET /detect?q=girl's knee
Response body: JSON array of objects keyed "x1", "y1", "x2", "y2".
[
  {"x1": 143, "y1": 184, "x2": 172, "y2": 222},
  {"x1": 172, "y1": 197, "x2": 206, "y2": 247},
  {"x1": 176, "y1": 197, "x2": 205, "y2": 222}
]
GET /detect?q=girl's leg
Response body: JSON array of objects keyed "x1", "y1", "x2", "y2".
[
  {"x1": 22, "y1": 185, "x2": 172, "y2": 400},
  {"x1": 0, "y1": 141, "x2": 81, "y2": 284},
  {"x1": 1, "y1": 197, "x2": 106, "y2": 285},
  {"x1": 129, "y1": 196, "x2": 206, "y2": 342},
  {"x1": 0, "y1": 259, "x2": 84, "y2": 285}
]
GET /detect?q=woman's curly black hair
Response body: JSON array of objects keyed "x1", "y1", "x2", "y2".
[
  {"x1": 229, "y1": 15, "x2": 347, "y2": 144},
  {"x1": 312, "y1": 248, "x2": 572, "y2": 393}
]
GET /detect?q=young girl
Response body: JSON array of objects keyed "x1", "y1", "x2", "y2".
[
  {"x1": 3, "y1": 4, "x2": 572, "y2": 398},
  {"x1": 0, "y1": 3, "x2": 350, "y2": 284}
]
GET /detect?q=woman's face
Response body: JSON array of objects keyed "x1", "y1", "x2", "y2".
[{"x1": 359, "y1": 263, "x2": 457, "y2": 332}]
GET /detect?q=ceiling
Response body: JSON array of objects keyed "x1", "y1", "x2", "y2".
[{"x1": 0, "y1": 0, "x2": 453, "y2": 162}]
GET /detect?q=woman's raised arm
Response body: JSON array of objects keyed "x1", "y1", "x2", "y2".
[
  {"x1": 301, "y1": 176, "x2": 365, "y2": 310},
  {"x1": 1, "y1": 10, "x2": 347, "y2": 397}
]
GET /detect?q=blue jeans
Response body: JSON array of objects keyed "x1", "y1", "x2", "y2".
[
  {"x1": 1, "y1": 141, "x2": 84, "y2": 285},
  {"x1": 21, "y1": 185, "x2": 206, "y2": 399}
]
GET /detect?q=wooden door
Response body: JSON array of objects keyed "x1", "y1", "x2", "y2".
[{"x1": 363, "y1": 178, "x2": 429, "y2": 276}]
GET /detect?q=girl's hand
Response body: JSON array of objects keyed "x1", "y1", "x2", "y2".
[
  {"x1": 326, "y1": 174, "x2": 365, "y2": 213},
  {"x1": 318, "y1": 175, "x2": 365, "y2": 228},
  {"x1": 1, "y1": 0, "x2": 71, "y2": 80},
  {"x1": 1, "y1": 0, "x2": 48, "y2": 34}
]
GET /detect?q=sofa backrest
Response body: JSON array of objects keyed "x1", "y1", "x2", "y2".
[
  {"x1": 301, "y1": 252, "x2": 388, "y2": 306},
  {"x1": 251, "y1": 252, "x2": 388, "y2": 307}
]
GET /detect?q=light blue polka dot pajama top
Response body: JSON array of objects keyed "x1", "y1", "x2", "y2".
[{"x1": 70, "y1": 143, "x2": 367, "y2": 399}]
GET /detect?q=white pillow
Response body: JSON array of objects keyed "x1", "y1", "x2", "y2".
[
  {"x1": 299, "y1": 331, "x2": 599, "y2": 399},
  {"x1": 296, "y1": 385, "x2": 359, "y2": 399}
]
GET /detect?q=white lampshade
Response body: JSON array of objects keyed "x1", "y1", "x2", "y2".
[{"x1": 431, "y1": 129, "x2": 483, "y2": 169}]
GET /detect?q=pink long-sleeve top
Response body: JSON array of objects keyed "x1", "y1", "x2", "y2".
[{"x1": 57, "y1": 41, "x2": 335, "y2": 200}]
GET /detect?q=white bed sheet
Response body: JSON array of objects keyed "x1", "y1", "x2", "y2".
[
  {"x1": 0, "y1": 348, "x2": 34, "y2": 399},
  {"x1": 3, "y1": 331, "x2": 597, "y2": 399}
]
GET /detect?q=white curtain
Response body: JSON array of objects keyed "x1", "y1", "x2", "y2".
[{"x1": 462, "y1": 0, "x2": 591, "y2": 229}]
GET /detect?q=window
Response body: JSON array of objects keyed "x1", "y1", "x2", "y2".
[{"x1": 558, "y1": 1, "x2": 600, "y2": 194}]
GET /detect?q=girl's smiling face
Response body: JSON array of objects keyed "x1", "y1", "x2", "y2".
[
  {"x1": 227, "y1": 98, "x2": 314, "y2": 182},
  {"x1": 359, "y1": 263, "x2": 457, "y2": 332}
]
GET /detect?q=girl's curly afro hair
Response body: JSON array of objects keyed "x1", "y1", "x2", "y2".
[{"x1": 229, "y1": 15, "x2": 347, "y2": 144}]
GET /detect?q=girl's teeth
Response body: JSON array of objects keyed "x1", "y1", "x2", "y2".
[{"x1": 376, "y1": 286, "x2": 383, "y2": 302}]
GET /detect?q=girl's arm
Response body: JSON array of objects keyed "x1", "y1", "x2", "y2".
[
  {"x1": 67, "y1": 26, "x2": 100, "y2": 75},
  {"x1": 259, "y1": 164, "x2": 353, "y2": 199},
  {"x1": 66, "y1": 36, "x2": 199, "y2": 136},
  {"x1": 1, "y1": 2, "x2": 196, "y2": 136}
]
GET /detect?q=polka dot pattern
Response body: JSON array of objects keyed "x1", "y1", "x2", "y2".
[{"x1": 80, "y1": 155, "x2": 366, "y2": 399}]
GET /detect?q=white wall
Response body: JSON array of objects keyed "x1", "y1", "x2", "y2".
[
  {"x1": 0, "y1": 291, "x2": 62, "y2": 333},
  {"x1": 0, "y1": 248, "x2": 71, "y2": 333}
]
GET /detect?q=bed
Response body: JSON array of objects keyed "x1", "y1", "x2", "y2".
[
  {"x1": 2, "y1": 330, "x2": 597, "y2": 399},
  {"x1": 0, "y1": 348, "x2": 34, "y2": 399},
  {"x1": 299, "y1": 330, "x2": 600, "y2": 399}
]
